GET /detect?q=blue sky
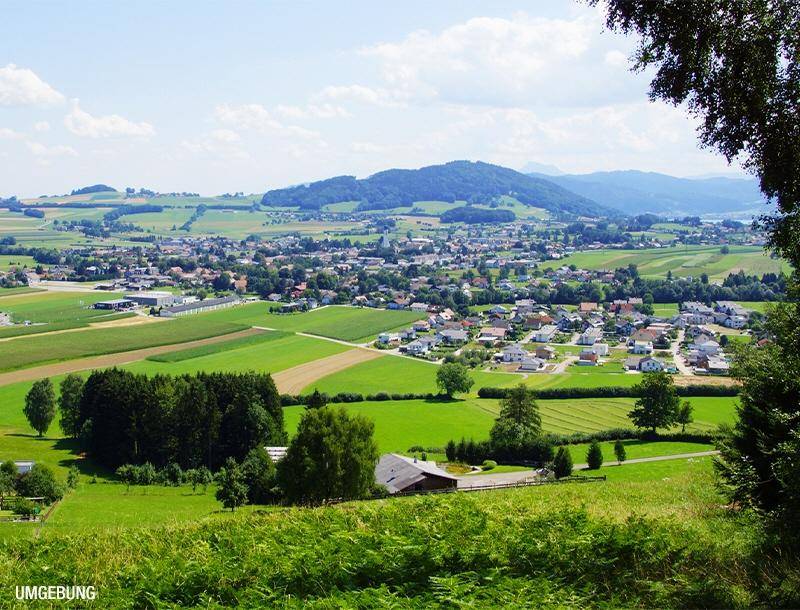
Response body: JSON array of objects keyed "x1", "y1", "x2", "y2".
[{"x1": 1, "y1": 0, "x2": 744, "y2": 197}]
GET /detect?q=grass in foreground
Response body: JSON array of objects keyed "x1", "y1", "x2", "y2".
[{"x1": 1, "y1": 458, "x2": 786, "y2": 608}]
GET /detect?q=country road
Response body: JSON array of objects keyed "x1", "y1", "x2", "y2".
[{"x1": 455, "y1": 450, "x2": 719, "y2": 488}]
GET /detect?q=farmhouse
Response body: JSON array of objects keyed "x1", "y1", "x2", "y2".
[{"x1": 375, "y1": 454, "x2": 458, "y2": 494}]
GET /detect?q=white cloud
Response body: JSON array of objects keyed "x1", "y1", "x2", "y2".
[
  {"x1": 26, "y1": 141, "x2": 78, "y2": 157},
  {"x1": 275, "y1": 103, "x2": 350, "y2": 119},
  {"x1": 0, "y1": 63, "x2": 64, "y2": 107},
  {"x1": 64, "y1": 99, "x2": 155, "y2": 138},
  {"x1": 33, "y1": 121, "x2": 50, "y2": 132},
  {"x1": 209, "y1": 129, "x2": 241, "y2": 143},
  {"x1": 214, "y1": 103, "x2": 320, "y2": 140},
  {"x1": 336, "y1": 11, "x2": 643, "y2": 108},
  {"x1": 0, "y1": 127, "x2": 24, "y2": 140},
  {"x1": 315, "y1": 85, "x2": 408, "y2": 108}
]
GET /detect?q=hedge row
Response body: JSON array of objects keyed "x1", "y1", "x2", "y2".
[
  {"x1": 280, "y1": 391, "x2": 442, "y2": 406},
  {"x1": 477, "y1": 385, "x2": 740, "y2": 400},
  {"x1": 543, "y1": 428, "x2": 719, "y2": 447}
]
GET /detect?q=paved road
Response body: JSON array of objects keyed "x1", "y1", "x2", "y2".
[{"x1": 455, "y1": 450, "x2": 719, "y2": 487}]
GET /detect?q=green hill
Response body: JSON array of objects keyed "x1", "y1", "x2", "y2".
[{"x1": 261, "y1": 160, "x2": 614, "y2": 217}]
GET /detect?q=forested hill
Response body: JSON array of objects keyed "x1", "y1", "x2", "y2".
[
  {"x1": 528, "y1": 170, "x2": 766, "y2": 216},
  {"x1": 261, "y1": 161, "x2": 613, "y2": 217},
  {"x1": 70, "y1": 184, "x2": 118, "y2": 196}
]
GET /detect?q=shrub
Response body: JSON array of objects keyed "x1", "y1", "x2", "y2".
[
  {"x1": 482, "y1": 460, "x2": 497, "y2": 471},
  {"x1": 586, "y1": 441, "x2": 604, "y2": 470},
  {"x1": 10, "y1": 496, "x2": 36, "y2": 517},
  {"x1": 16, "y1": 464, "x2": 64, "y2": 504},
  {"x1": 552, "y1": 447, "x2": 573, "y2": 479}
]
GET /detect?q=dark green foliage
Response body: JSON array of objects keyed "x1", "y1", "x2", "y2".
[
  {"x1": 215, "y1": 457, "x2": 248, "y2": 512},
  {"x1": 10, "y1": 497, "x2": 36, "y2": 517},
  {"x1": 161, "y1": 463, "x2": 184, "y2": 487},
  {"x1": 716, "y1": 300, "x2": 800, "y2": 536},
  {"x1": 261, "y1": 160, "x2": 612, "y2": 216},
  {"x1": 629, "y1": 372, "x2": 680, "y2": 433},
  {"x1": 23, "y1": 378, "x2": 56, "y2": 437},
  {"x1": 58, "y1": 374, "x2": 84, "y2": 438},
  {"x1": 445, "y1": 439, "x2": 456, "y2": 462},
  {"x1": 614, "y1": 440, "x2": 627, "y2": 464},
  {"x1": 241, "y1": 447, "x2": 278, "y2": 504},
  {"x1": 586, "y1": 441, "x2": 604, "y2": 470},
  {"x1": 77, "y1": 368, "x2": 285, "y2": 470},
  {"x1": 16, "y1": 464, "x2": 63, "y2": 503},
  {"x1": 70, "y1": 184, "x2": 117, "y2": 195},
  {"x1": 552, "y1": 447, "x2": 573, "y2": 479},
  {"x1": 490, "y1": 384, "x2": 543, "y2": 462},
  {"x1": 185, "y1": 466, "x2": 213, "y2": 493},
  {"x1": 440, "y1": 206, "x2": 515, "y2": 224},
  {"x1": 306, "y1": 388, "x2": 327, "y2": 410},
  {"x1": 435, "y1": 362, "x2": 474, "y2": 397},
  {"x1": 278, "y1": 406, "x2": 378, "y2": 504},
  {"x1": 677, "y1": 401, "x2": 694, "y2": 433}
]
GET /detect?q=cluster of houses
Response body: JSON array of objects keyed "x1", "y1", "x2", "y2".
[{"x1": 373, "y1": 297, "x2": 750, "y2": 377}]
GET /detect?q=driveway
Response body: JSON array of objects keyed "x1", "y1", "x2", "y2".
[{"x1": 454, "y1": 450, "x2": 719, "y2": 488}]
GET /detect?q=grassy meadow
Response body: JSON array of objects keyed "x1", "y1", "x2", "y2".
[{"x1": 559, "y1": 244, "x2": 789, "y2": 279}]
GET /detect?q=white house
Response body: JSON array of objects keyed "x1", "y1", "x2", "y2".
[
  {"x1": 578, "y1": 327, "x2": 604, "y2": 345},
  {"x1": 533, "y1": 325, "x2": 558, "y2": 343},
  {"x1": 630, "y1": 341, "x2": 654, "y2": 355},
  {"x1": 518, "y1": 357, "x2": 546, "y2": 372},
  {"x1": 501, "y1": 343, "x2": 528, "y2": 362},
  {"x1": 638, "y1": 356, "x2": 665, "y2": 372}
]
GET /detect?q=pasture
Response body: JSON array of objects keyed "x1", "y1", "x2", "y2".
[
  {"x1": 0, "y1": 317, "x2": 244, "y2": 372},
  {"x1": 205, "y1": 303, "x2": 427, "y2": 342},
  {"x1": 0, "y1": 254, "x2": 36, "y2": 271},
  {"x1": 559, "y1": 245, "x2": 789, "y2": 279}
]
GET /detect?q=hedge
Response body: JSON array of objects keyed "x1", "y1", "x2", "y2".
[{"x1": 478, "y1": 385, "x2": 740, "y2": 400}]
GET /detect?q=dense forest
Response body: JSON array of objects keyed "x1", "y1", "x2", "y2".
[
  {"x1": 73, "y1": 369, "x2": 286, "y2": 469},
  {"x1": 261, "y1": 161, "x2": 612, "y2": 216}
]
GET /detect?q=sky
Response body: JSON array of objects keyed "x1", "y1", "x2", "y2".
[{"x1": 0, "y1": 0, "x2": 746, "y2": 197}]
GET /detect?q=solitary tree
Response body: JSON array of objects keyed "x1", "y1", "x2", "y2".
[
  {"x1": 58, "y1": 374, "x2": 84, "y2": 438},
  {"x1": 586, "y1": 441, "x2": 604, "y2": 470},
  {"x1": 215, "y1": 457, "x2": 248, "y2": 511},
  {"x1": 24, "y1": 379, "x2": 56, "y2": 437},
  {"x1": 241, "y1": 446, "x2": 277, "y2": 504},
  {"x1": 436, "y1": 362, "x2": 474, "y2": 398},
  {"x1": 445, "y1": 439, "x2": 457, "y2": 462},
  {"x1": 489, "y1": 384, "x2": 542, "y2": 459},
  {"x1": 614, "y1": 440, "x2": 627, "y2": 465},
  {"x1": 278, "y1": 406, "x2": 378, "y2": 504},
  {"x1": 552, "y1": 447, "x2": 573, "y2": 479},
  {"x1": 116, "y1": 465, "x2": 136, "y2": 491},
  {"x1": 676, "y1": 401, "x2": 694, "y2": 433},
  {"x1": 66, "y1": 466, "x2": 79, "y2": 489},
  {"x1": 629, "y1": 372, "x2": 679, "y2": 434}
]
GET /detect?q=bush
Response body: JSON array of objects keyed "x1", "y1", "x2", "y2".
[
  {"x1": 481, "y1": 460, "x2": 497, "y2": 471},
  {"x1": 16, "y1": 464, "x2": 64, "y2": 504},
  {"x1": 10, "y1": 496, "x2": 37, "y2": 517},
  {"x1": 552, "y1": 447, "x2": 573, "y2": 479}
]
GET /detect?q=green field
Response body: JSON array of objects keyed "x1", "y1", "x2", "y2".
[
  {"x1": 285, "y1": 395, "x2": 737, "y2": 453},
  {"x1": 124, "y1": 332, "x2": 348, "y2": 377},
  {"x1": 145, "y1": 329, "x2": 290, "y2": 362},
  {"x1": 0, "y1": 254, "x2": 36, "y2": 270},
  {"x1": 0, "y1": 317, "x2": 244, "y2": 372},
  {"x1": 559, "y1": 245, "x2": 789, "y2": 279},
  {"x1": 204, "y1": 303, "x2": 427, "y2": 342},
  {"x1": 0, "y1": 290, "x2": 124, "y2": 324}
]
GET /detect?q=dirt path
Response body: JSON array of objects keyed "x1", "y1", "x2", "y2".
[
  {"x1": 0, "y1": 328, "x2": 264, "y2": 386},
  {"x1": 272, "y1": 347, "x2": 382, "y2": 394},
  {"x1": 0, "y1": 314, "x2": 164, "y2": 343},
  {"x1": 456, "y1": 450, "x2": 720, "y2": 487}
]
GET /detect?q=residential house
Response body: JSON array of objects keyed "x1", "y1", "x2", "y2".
[
  {"x1": 638, "y1": 356, "x2": 665, "y2": 372},
  {"x1": 375, "y1": 454, "x2": 458, "y2": 494},
  {"x1": 533, "y1": 325, "x2": 558, "y2": 343},
  {"x1": 578, "y1": 327, "x2": 604, "y2": 345}
]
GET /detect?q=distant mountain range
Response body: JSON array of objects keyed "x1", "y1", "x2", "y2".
[
  {"x1": 261, "y1": 160, "x2": 614, "y2": 217},
  {"x1": 527, "y1": 170, "x2": 767, "y2": 216}
]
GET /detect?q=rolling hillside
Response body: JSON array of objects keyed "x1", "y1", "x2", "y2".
[
  {"x1": 529, "y1": 169, "x2": 766, "y2": 216},
  {"x1": 261, "y1": 160, "x2": 614, "y2": 217}
]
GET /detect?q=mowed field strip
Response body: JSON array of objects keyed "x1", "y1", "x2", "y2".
[
  {"x1": 272, "y1": 347, "x2": 383, "y2": 394},
  {"x1": 0, "y1": 327, "x2": 263, "y2": 386}
]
